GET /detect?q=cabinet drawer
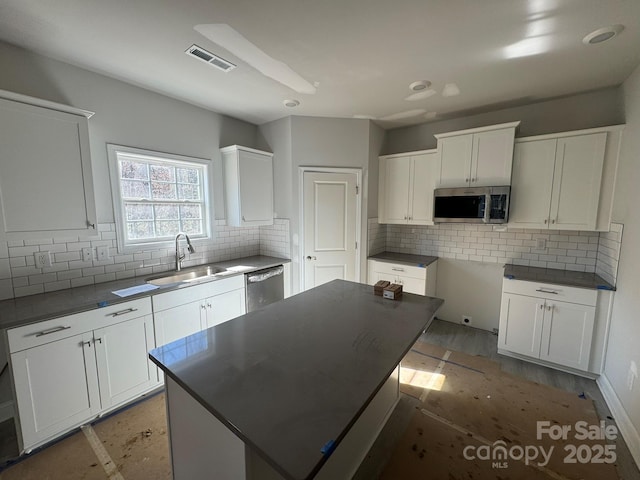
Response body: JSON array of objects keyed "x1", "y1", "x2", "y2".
[
  {"x1": 7, "y1": 297, "x2": 152, "y2": 353},
  {"x1": 502, "y1": 279, "x2": 597, "y2": 306},
  {"x1": 152, "y1": 275, "x2": 245, "y2": 312},
  {"x1": 370, "y1": 261, "x2": 427, "y2": 280}
]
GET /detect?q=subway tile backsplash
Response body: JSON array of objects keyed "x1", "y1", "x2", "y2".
[
  {"x1": 0, "y1": 218, "x2": 291, "y2": 300},
  {"x1": 368, "y1": 218, "x2": 622, "y2": 286}
]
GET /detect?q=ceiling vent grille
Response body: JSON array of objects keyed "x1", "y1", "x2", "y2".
[{"x1": 185, "y1": 45, "x2": 236, "y2": 72}]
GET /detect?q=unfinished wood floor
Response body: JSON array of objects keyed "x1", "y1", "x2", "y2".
[{"x1": 1, "y1": 319, "x2": 638, "y2": 479}]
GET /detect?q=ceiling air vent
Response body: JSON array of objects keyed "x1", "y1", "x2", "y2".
[{"x1": 185, "y1": 44, "x2": 236, "y2": 72}]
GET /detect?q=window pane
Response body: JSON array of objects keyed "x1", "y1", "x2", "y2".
[
  {"x1": 177, "y1": 167, "x2": 200, "y2": 184},
  {"x1": 150, "y1": 165, "x2": 175, "y2": 182},
  {"x1": 127, "y1": 221, "x2": 154, "y2": 239},
  {"x1": 180, "y1": 205, "x2": 202, "y2": 219},
  {"x1": 125, "y1": 204, "x2": 153, "y2": 220},
  {"x1": 120, "y1": 160, "x2": 148, "y2": 180},
  {"x1": 154, "y1": 204, "x2": 179, "y2": 220},
  {"x1": 181, "y1": 219, "x2": 202, "y2": 235},
  {"x1": 178, "y1": 184, "x2": 201, "y2": 200},
  {"x1": 121, "y1": 180, "x2": 151, "y2": 199},
  {"x1": 151, "y1": 182, "x2": 177, "y2": 200},
  {"x1": 155, "y1": 220, "x2": 180, "y2": 237}
]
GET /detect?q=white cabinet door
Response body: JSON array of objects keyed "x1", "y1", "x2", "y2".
[
  {"x1": 204, "y1": 289, "x2": 246, "y2": 329},
  {"x1": 154, "y1": 300, "x2": 204, "y2": 347},
  {"x1": 471, "y1": 128, "x2": 515, "y2": 186},
  {"x1": 549, "y1": 133, "x2": 606, "y2": 230},
  {"x1": 508, "y1": 139, "x2": 556, "y2": 228},
  {"x1": 409, "y1": 152, "x2": 439, "y2": 225},
  {"x1": 222, "y1": 145, "x2": 274, "y2": 227},
  {"x1": 380, "y1": 156, "x2": 411, "y2": 223},
  {"x1": 438, "y1": 135, "x2": 473, "y2": 188},
  {"x1": 94, "y1": 315, "x2": 158, "y2": 410},
  {"x1": 539, "y1": 301, "x2": 595, "y2": 371},
  {"x1": 11, "y1": 331, "x2": 100, "y2": 451},
  {"x1": 394, "y1": 275, "x2": 425, "y2": 295},
  {"x1": 0, "y1": 96, "x2": 96, "y2": 241},
  {"x1": 498, "y1": 293, "x2": 544, "y2": 358}
]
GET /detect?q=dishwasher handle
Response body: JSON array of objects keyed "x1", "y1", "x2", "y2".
[{"x1": 246, "y1": 266, "x2": 284, "y2": 283}]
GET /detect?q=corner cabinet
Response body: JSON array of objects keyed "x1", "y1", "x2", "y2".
[
  {"x1": 0, "y1": 90, "x2": 97, "y2": 241},
  {"x1": 367, "y1": 259, "x2": 437, "y2": 296},
  {"x1": 378, "y1": 150, "x2": 439, "y2": 225},
  {"x1": 508, "y1": 126, "x2": 623, "y2": 231},
  {"x1": 6, "y1": 298, "x2": 156, "y2": 452},
  {"x1": 221, "y1": 145, "x2": 274, "y2": 227},
  {"x1": 497, "y1": 278, "x2": 614, "y2": 375},
  {"x1": 435, "y1": 122, "x2": 520, "y2": 188}
]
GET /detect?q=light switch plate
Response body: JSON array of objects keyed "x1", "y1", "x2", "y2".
[
  {"x1": 96, "y1": 246, "x2": 109, "y2": 261},
  {"x1": 82, "y1": 247, "x2": 93, "y2": 262}
]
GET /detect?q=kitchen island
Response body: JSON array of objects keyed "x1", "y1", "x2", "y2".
[{"x1": 149, "y1": 279, "x2": 443, "y2": 480}]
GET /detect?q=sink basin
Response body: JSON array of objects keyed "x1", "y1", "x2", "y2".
[{"x1": 146, "y1": 265, "x2": 227, "y2": 286}]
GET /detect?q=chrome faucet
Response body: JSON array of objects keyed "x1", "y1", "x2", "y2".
[{"x1": 175, "y1": 232, "x2": 195, "y2": 271}]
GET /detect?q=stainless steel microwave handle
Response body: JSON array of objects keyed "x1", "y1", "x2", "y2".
[{"x1": 483, "y1": 194, "x2": 491, "y2": 223}]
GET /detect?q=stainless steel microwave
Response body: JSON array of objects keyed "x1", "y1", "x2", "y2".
[{"x1": 433, "y1": 186, "x2": 510, "y2": 224}]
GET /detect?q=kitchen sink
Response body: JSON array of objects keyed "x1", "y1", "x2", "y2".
[{"x1": 146, "y1": 265, "x2": 228, "y2": 286}]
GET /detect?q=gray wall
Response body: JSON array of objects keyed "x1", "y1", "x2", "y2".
[
  {"x1": 367, "y1": 122, "x2": 385, "y2": 218},
  {"x1": 257, "y1": 117, "x2": 293, "y2": 220},
  {"x1": 383, "y1": 87, "x2": 625, "y2": 154},
  {"x1": 604, "y1": 64, "x2": 640, "y2": 463},
  {"x1": 0, "y1": 41, "x2": 258, "y2": 222}
]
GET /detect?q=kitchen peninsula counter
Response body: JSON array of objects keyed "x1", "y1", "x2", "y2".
[{"x1": 150, "y1": 279, "x2": 443, "y2": 480}]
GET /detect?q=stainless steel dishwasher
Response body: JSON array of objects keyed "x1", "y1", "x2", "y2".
[{"x1": 245, "y1": 265, "x2": 285, "y2": 312}]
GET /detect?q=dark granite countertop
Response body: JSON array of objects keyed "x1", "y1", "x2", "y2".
[
  {"x1": 149, "y1": 279, "x2": 443, "y2": 480},
  {"x1": 368, "y1": 251, "x2": 438, "y2": 267},
  {"x1": 503, "y1": 264, "x2": 615, "y2": 291},
  {"x1": 0, "y1": 255, "x2": 290, "y2": 330}
]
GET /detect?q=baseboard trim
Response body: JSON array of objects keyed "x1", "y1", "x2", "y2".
[
  {"x1": 0, "y1": 400, "x2": 14, "y2": 423},
  {"x1": 597, "y1": 373, "x2": 640, "y2": 469}
]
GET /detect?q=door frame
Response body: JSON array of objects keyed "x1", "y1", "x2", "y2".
[{"x1": 298, "y1": 166, "x2": 363, "y2": 293}]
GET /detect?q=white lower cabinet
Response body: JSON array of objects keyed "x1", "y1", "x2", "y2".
[
  {"x1": 152, "y1": 275, "x2": 246, "y2": 347},
  {"x1": 7, "y1": 298, "x2": 155, "y2": 452},
  {"x1": 498, "y1": 279, "x2": 596, "y2": 372},
  {"x1": 367, "y1": 259, "x2": 437, "y2": 296}
]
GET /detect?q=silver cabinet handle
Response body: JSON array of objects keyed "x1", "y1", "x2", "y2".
[
  {"x1": 547, "y1": 305, "x2": 553, "y2": 311},
  {"x1": 35, "y1": 325, "x2": 71, "y2": 337},
  {"x1": 108, "y1": 308, "x2": 138, "y2": 317},
  {"x1": 83, "y1": 340, "x2": 92, "y2": 347},
  {"x1": 95, "y1": 338, "x2": 102, "y2": 344},
  {"x1": 551, "y1": 219, "x2": 556, "y2": 224},
  {"x1": 201, "y1": 304, "x2": 207, "y2": 310},
  {"x1": 242, "y1": 215, "x2": 246, "y2": 222},
  {"x1": 536, "y1": 289, "x2": 558, "y2": 294},
  {"x1": 544, "y1": 219, "x2": 548, "y2": 224},
  {"x1": 207, "y1": 303, "x2": 212, "y2": 308},
  {"x1": 391, "y1": 267, "x2": 405, "y2": 272},
  {"x1": 539, "y1": 304, "x2": 544, "y2": 310}
]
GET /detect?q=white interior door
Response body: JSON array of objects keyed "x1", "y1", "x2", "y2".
[{"x1": 303, "y1": 171, "x2": 359, "y2": 290}]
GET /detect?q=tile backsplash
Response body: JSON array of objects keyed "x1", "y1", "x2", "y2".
[
  {"x1": 0, "y1": 219, "x2": 291, "y2": 300},
  {"x1": 368, "y1": 218, "x2": 623, "y2": 286}
]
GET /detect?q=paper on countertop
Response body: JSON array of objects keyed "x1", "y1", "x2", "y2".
[{"x1": 112, "y1": 284, "x2": 159, "y2": 297}]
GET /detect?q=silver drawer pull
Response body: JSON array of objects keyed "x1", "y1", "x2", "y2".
[
  {"x1": 536, "y1": 289, "x2": 558, "y2": 294},
  {"x1": 35, "y1": 325, "x2": 71, "y2": 337},
  {"x1": 108, "y1": 307, "x2": 138, "y2": 317},
  {"x1": 391, "y1": 267, "x2": 405, "y2": 272}
]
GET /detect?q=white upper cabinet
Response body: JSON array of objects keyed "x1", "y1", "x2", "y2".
[
  {"x1": 378, "y1": 150, "x2": 439, "y2": 225},
  {"x1": 509, "y1": 127, "x2": 622, "y2": 231},
  {"x1": 221, "y1": 145, "x2": 274, "y2": 227},
  {"x1": 435, "y1": 122, "x2": 520, "y2": 187},
  {"x1": 0, "y1": 90, "x2": 97, "y2": 240}
]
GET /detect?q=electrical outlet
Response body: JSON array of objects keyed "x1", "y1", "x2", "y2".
[
  {"x1": 536, "y1": 238, "x2": 546, "y2": 250},
  {"x1": 96, "y1": 246, "x2": 109, "y2": 261},
  {"x1": 461, "y1": 315, "x2": 472, "y2": 326},
  {"x1": 34, "y1": 251, "x2": 52, "y2": 269},
  {"x1": 82, "y1": 247, "x2": 93, "y2": 262}
]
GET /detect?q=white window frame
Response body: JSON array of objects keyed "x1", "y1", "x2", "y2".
[{"x1": 107, "y1": 144, "x2": 213, "y2": 253}]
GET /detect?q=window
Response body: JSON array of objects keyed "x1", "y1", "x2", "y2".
[{"x1": 108, "y1": 144, "x2": 211, "y2": 251}]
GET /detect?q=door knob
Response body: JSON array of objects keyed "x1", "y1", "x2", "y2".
[{"x1": 306, "y1": 256, "x2": 317, "y2": 260}]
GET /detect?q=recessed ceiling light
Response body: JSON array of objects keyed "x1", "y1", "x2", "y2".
[
  {"x1": 409, "y1": 80, "x2": 431, "y2": 91},
  {"x1": 283, "y1": 99, "x2": 300, "y2": 108},
  {"x1": 405, "y1": 89, "x2": 437, "y2": 101},
  {"x1": 582, "y1": 25, "x2": 624, "y2": 45},
  {"x1": 442, "y1": 83, "x2": 461, "y2": 97}
]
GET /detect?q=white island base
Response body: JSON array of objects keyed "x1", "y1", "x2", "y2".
[{"x1": 164, "y1": 367, "x2": 400, "y2": 480}]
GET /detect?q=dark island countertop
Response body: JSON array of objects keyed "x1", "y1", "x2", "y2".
[
  {"x1": 0, "y1": 255, "x2": 290, "y2": 330},
  {"x1": 149, "y1": 279, "x2": 443, "y2": 480},
  {"x1": 504, "y1": 264, "x2": 615, "y2": 291},
  {"x1": 368, "y1": 251, "x2": 438, "y2": 267}
]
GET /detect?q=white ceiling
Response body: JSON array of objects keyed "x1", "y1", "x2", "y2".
[{"x1": 0, "y1": 0, "x2": 639, "y2": 129}]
